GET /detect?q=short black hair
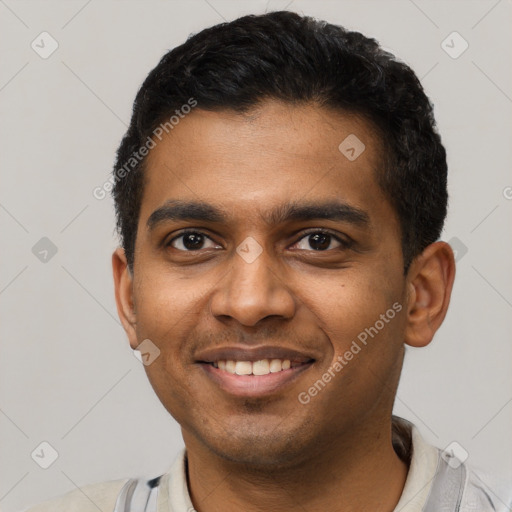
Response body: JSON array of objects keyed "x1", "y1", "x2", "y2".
[{"x1": 112, "y1": 10, "x2": 448, "y2": 273}]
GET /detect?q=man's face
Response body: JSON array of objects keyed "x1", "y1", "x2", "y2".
[{"x1": 124, "y1": 100, "x2": 410, "y2": 467}]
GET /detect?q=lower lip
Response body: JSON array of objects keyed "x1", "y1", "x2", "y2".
[{"x1": 199, "y1": 362, "x2": 314, "y2": 397}]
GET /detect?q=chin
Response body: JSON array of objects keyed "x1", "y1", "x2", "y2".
[
  {"x1": 194, "y1": 415, "x2": 319, "y2": 471},
  {"x1": 212, "y1": 440, "x2": 304, "y2": 470}
]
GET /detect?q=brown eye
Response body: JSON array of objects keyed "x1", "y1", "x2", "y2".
[
  {"x1": 306, "y1": 233, "x2": 333, "y2": 250},
  {"x1": 168, "y1": 231, "x2": 219, "y2": 251},
  {"x1": 294, "y1": 230, "x2": 347, "y2": 251}
]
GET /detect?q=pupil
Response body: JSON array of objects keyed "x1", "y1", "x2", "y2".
[
  {"x1": 309, "y1": 233, "x2": 330, "y2": 250},
  {"x1": 183, "y1": 233, "x2": 204, "y2": 250}
]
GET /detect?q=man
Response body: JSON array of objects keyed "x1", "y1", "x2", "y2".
[{"x1": 22, "y1": 10, "x2": 511, "y2": 512}]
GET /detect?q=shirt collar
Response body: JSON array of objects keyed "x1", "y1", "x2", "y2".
[{"x1": 160, "y1": 417, "x2": 439, "y2": 512}]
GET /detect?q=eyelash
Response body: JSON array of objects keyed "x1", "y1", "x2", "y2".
[{"x1": 165, "y1": 229, "x2": 352, "y2": 252}]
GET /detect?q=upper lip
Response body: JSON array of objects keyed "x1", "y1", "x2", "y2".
[{"x1": 195, "y1": 345, "x2": 317, "y2": 364}]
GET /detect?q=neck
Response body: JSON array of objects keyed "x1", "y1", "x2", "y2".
[{"x1": 184, "y1": 419, "x2": 409, "y2": 512}]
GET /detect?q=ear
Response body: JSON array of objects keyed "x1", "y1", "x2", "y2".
[
  {"x1": 404, "y1": 241, "x2": 456, "y2": 348},
  {"x1": 112, "y1": 247, "x2": 138, "y2": 349}
]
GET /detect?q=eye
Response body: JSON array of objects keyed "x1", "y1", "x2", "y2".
[
  {"x1": 293, "y1": 230, "x2": 350, "y2": 251},
  {"x1": 167, "y1": 231, "x2": 220, "y2": 251}
]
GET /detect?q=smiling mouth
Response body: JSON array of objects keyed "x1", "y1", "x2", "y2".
[
  {"x1": 195, "y1": 345, "x2": 318, "y2": 396},
  {"x1": 205, "y1": 358, "x2": 313, "y2": 376},
  {"x1": 198, "y1": 357, "x2": 315, "y2": 397}
]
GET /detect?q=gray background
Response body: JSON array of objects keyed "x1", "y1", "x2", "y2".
[{"x1": 1, "y1": 0, "x2": 511, "y2": 511}]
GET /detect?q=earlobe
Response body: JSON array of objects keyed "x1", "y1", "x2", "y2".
[
  {"x1": 112, "y1": 247, "x2": 139, "y2": 349},
  {"x1": 404, "y1": 241, "x2": 456, "y2": 348}
]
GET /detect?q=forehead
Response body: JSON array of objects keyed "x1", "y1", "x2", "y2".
[{"x1": 139, "y1": 100, "x2": 393, "y2": 228}]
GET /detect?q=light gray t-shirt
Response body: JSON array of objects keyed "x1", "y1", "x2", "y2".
[{"x1": 20, "y1": 419, "x2": 512, "y2": 512}]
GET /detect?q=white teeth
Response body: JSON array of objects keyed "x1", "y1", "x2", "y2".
[
  {"x1": 252, "y1": 359, "x2": 270, "y2": 375},
  {"x1": 225, "y1": 360, "x2": 236, "y2": 374},
  {"x1": 214, "y1": 359, "x2": 294, "y2": 375},
  {"x1": 269, "y1": 359, "x2": 283, "y2": 373},
  {"x1": 235, "y1": 361, "x2": 252, "y2": 375}
]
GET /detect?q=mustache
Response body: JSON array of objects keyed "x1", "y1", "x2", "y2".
[{"x1": 189, "y1": 326, "x2": 316, "y2": 353}]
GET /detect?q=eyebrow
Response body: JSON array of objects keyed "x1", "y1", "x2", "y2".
[{"x1": 146, "y1": 199, "x2": 370, "y2": 231}]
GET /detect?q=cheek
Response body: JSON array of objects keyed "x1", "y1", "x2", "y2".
[
  {"x1": 295, "y1": 269, "x2": 406, "y2": 421},
  {"x1": 131, "y1": 276, "x2": 199, "y2": 389},
  {"x1": 131, "y1": 264, "x2": 222, "y2": 384},
  {"x1": 133, "y1": 278, "x2": 204, "y2": 422},
  {"x1": 133, "y1": 264, "x2": 208, "y2": 335},
  {"x1": 296, "y1": 263, "x2": 405, "y2": 358}
]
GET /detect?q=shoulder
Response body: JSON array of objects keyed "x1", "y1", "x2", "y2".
[
  {"x1": 19, "y1": 477, "x2": 131, "y2": 512},
  {"x1": 424, "y1": 446, "x2": 512, "y2": 512},
  {"x1": 394, "y1": 418, "x2": 512, "y2": 512},
  {"x1": 461, "y1": 465, "x2": 512, "y2": 512}
]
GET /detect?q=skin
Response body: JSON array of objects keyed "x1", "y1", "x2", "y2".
[{"x1": 113, "y1": 100, "x2": 455, "y2": 512}]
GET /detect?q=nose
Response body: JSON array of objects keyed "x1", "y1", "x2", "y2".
[{"x1": 209, "y1": 245, "x2": 296, "y2": 327}]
